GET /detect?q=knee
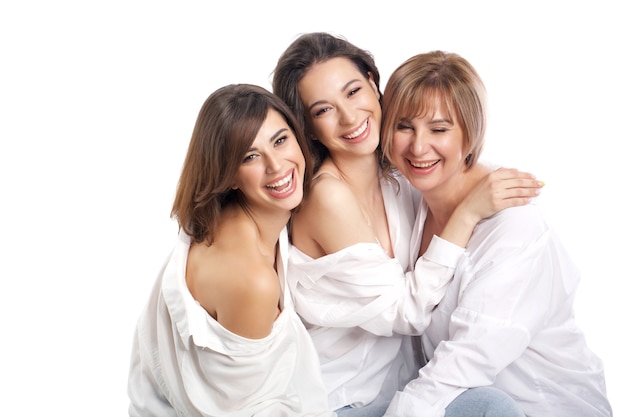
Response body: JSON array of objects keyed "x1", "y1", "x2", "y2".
[
  {"x1": 445, "y1": 387, "x2": 524, "y2": 417},
  {"x1": 479, "y1": 387, "x2": 524, "y2": 417}
]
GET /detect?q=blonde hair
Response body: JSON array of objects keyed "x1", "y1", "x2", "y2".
[{"x1": 381, "y1": 50, "x2": 487, "y2": 169}]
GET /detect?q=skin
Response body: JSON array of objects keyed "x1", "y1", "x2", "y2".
[
  {"x1": 292, "y1": 57, "x2": 542, "y2": 260},
  {"x1": 185, "y1": 109, "x2": 306, "y2": 339},
  {"x1": 293, "y1": 57, "x2": 389, "y2": 257},
  {"x1": 390, "y1": 98, "x2": 508, "y2": 256}
]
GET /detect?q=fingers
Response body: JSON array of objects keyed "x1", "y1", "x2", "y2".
[
  {"x1": 497, "y1": 196, "x2": 536, "y2": 209},
  {"x1": 499, "y1": 186, "x2": 542, "y2": 200},
  {"x1": 499, "y1": 178, "x2": 545, "y2": 192},
  {"x1": 490, "y1": 167, "x2": 544, "y2": 192},
  {"x1": 461, "y1": 168, "x2": 545, "y2": 220}
]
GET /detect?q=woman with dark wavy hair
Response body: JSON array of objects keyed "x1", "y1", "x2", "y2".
[
  {"x1": 272, "y1": 33, "x2": 543, "y2": 416},
  {"x1": 128, "y1": 84, "x2": 334, "y2": 417}
]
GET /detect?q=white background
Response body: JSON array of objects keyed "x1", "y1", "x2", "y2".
[{"x1": 1, "y1": 1, "x2": 623, "y2": 415}]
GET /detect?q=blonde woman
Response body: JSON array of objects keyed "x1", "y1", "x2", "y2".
[{"x1": 381, "y1": 50, "x2": 611, "y2": 417}]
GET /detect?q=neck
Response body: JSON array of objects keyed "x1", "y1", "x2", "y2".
[
  {"x1": 237, "y1": 204, "x2": 290, "y2": 256},
  {"x1": 423, "y1": 164, "x2": 485, "y2": 233},
  {"x1": 329, "y1": 152, "x2": 381, "y2": 194}
]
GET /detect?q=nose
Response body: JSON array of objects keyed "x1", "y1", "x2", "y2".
[
  {"x1": 337, "y1": 102, "x2": 357, "y2": 126},
  {"x1": 265, "y1": 151, "x2": 282, "y2": 174},
  {"x1": 409, "y1": 129, "x2": 429, "y2": 156}
]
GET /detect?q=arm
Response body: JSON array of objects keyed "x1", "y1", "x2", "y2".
[
  {"x1": 188, "y1": 246, "x2": 281, "y2": 339},
  {"x1": 397, "y1": 167, "x2": 543, "y2": 335},
  {"x1": 128, "y1": 328, "x2": 179, "y2": 417},
  {"x1": 216, "y1": 265, "x2": 281, "y2": 339},
  {"x1": 288, "y1": 176, "x2": 462, "y2": 336},
  {"x1": 388, "y1": 209, "x2": 556, "y2": 417},
  {"x1": 440, "y1": 167, "x2": 543, "y2": 247}
]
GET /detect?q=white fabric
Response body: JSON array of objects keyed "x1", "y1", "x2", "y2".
[
  {"x1": 287, "y1": 174, "x2": 465, "y2": 410},
  {"x1": 384, "y1": 199, "x2": 612, "y2": 417},
  {"x1": 128, "y1": 228, "x2": 335, "y2": 417}
]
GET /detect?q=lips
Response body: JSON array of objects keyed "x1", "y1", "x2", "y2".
[
  {"x1": 342, "y1": 119, "x2": 368, "y2": 140},
  {"x1": 409, "y1": 159, "x2": 439, "y2": 169},
  {"x1": 266, "y1": 169, "x2": 295, "y2": 194}
]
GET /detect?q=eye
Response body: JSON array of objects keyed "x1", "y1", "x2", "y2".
[
  {"x1": 313, "y1": 106, "x2": 332, "y2": 118},
  {"x1": 347, "y1": 87, "x2": 361, "y2": 97},
  {"x1": 396, "y1": 122, "x2": 413, "y2": 131},
  {"x1": 274, "y1": 134, "x2": 288, "y2": 146},
  {"x1": 242, "y1": 153, "x2": 258, "y2": 163}
]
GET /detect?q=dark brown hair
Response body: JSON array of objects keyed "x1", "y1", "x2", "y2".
[
  {"x1": 171, "y1": 84, "x2": 313, "y2": 244},
  {"x1": 272, "y1": 32, "x2": 390, "y2": 174}
]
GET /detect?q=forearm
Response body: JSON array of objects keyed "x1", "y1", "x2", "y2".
[
  {"x1": 289, "y1": 239, "x2": 464, "y2": 336},
  {"x1": 394, "y1": 236, "x2": 465, "y2": 334},
  {"x1": 438, "y1": 201, "x2": 481, "y2": 248}
]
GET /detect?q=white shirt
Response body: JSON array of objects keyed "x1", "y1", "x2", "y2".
[
  {"x1": 385, "y1": 199, "x2": 612, "y2": 417},
  {"x1": 287, "y1": 174, "x2": 465, "y2": 410},
  {"x1": 128, "y1": 228, "x2": 335, "y2": 417}
]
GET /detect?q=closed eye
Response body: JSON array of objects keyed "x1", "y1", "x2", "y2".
[
  {"x1": 274, "y1": 134, "x2": 288, "y2": 146},
  {"x1": 347, "y1": 87, "x2": 361, "y2": 97},
  {"x1": 313, "y1": 106, "x2": 332, "y2": 117},
  {"x1": 396, "y1": 119, "x2": 413, "y2": 131}
]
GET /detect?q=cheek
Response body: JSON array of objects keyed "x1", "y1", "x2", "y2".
[
  {"x1": 444, "y1": 135, "x2": 466, "y2": 158},
  {"x1": 288, "y1": 144, "x2": 306, "y2": 166},
  {"x1": 390, "y1": 133, "x2": 408, "y2": 156},
  {"x1": 311, "y1": 117, "x2": 335, "y2": 140},
  {"x1": 295, "y1": 149, "x2": 306, "y2": 167}
]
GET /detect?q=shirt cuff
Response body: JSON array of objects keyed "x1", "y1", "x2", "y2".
[{"x1": 421, "y1": 235, "x2": 465, "y2": 268}]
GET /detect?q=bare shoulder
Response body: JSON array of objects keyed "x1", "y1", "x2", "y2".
[
  {"x1": 186, "y1": 241, "x2": 281, "y2": 339},
  {"x1": 308, "y1": 171, "x2": 360, "y2": 212},
  {"x1": 292, "y1": 170, "x2": 377, "y2": 256}
]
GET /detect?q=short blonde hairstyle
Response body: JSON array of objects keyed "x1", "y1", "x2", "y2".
[{"x1": 381, "y1": 51, "x2": 487, "y2": 169}]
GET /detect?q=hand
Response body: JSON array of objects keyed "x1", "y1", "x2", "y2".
[{"x1": 461, "y1": 167, "x2": 544, "y2": 222}]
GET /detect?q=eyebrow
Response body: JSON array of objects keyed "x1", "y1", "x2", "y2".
[
  {"x1": 428, "y1": 117, "x2": 453, "y2": 124},
  {"x1": 247, "y1": 127, "x2": 288, "y2": 152},
  {"x1": 270, "y1": 127, "x2": 288, "y2": 142},
  {"x1": 397, "y1": 116, "x2": 454, "y2": 126},
  {"x1": 306, "y1": 78, "x2": 361, "y2": 113}
]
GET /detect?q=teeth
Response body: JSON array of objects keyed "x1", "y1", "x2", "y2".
[
  {"x1": 344, "y1": 120, "x2": 368, "y2": 139},
  {"x1": 267, "y1": 172, "x2": 293, "y2": 192},
  {"x1": 410, "y1": 160, "x2": 438, "y2": 168}
]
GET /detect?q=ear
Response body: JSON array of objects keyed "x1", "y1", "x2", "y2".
[{"x1": 367, "y1": 72, "x2": 380, "y2": 100}]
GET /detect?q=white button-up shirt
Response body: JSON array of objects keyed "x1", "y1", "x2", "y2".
[
  {"x1": 385, "y1": 199, "x2": 612, "y2": 417},
  {"x1": 128, "y1": 229, "x2": 335, "y2": 417},
  {"x1": 288, "y1": 174, "x2": 465, "y2": 410}
]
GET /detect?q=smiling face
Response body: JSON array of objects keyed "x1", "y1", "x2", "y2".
[
  {"x1": 297, "y1": 57, "x2": 382, "y2": 160},
  {"x1": 232, "y1": 108, "x2": 306, "y2": 213},
  {"x1": 390, "y1": 95, "x2": 469, "y2": 194}
]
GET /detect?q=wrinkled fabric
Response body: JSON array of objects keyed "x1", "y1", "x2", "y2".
[
  {"x1": 288, "y1": 174, "x2": 464, "y2": 410},
  {"x1": 385, "y1": 200, "x2": 612, "y2": 417},
  {"x1": 128, "y1": 228, "x2": 335, "y2": 417}
]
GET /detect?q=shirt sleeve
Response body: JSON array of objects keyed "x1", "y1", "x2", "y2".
[
  {"x1": 287, "y1": 235, "x2": 464, "y2": 337},
  {"x1": 385, "y1": 208, "x2": 559, "y2": 417},
  {"x1": 397, "y1": 235, "x2": 465, "y2": 333}
]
